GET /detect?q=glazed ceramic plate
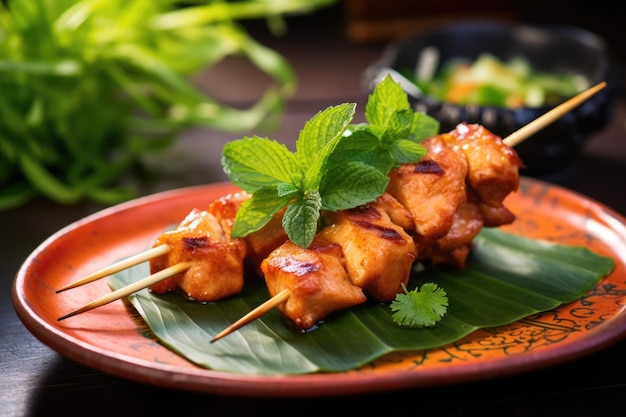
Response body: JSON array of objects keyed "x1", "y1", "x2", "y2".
[{"x1": 12, "y1": 178, "x2": 626, "y2": 397}]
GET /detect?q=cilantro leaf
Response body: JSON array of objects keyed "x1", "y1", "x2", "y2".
[{"x1": 390, "y1": 283, "x2": 449, "y2": 327}]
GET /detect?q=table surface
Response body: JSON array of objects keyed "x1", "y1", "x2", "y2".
[{"x1": 3, "y1": 8, "x2": 626, "y2": 417}]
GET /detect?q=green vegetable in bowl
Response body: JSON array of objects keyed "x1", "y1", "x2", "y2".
[
  {"x1": 414, "y1": 52, "x2": 589, "y2": 109},
  {"x1": 0, "y1": 0, "x2": 334, "y2": 209}
]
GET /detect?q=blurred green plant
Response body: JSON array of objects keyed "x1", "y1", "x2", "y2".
[{"x1": 0, "y1": 0, "x2": 334, "y2": 209}]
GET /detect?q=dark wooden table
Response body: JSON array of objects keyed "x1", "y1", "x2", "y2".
[{"x1": 3, "y1": 10, "x2": 626, "y2": 416}]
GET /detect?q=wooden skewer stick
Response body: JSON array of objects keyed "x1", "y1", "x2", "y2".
[
  {"x1": 210, "y1": 288, "x2": 291, "y2": 343},
  {"x1": 57, "y1": 261, "x2": 191, "y2": 321},
  {"x1": 56, "y1": 244, "x2": 171, "y2": 293},
  {"x1": 503, "y1": 81, "x2": 607, "y2": 148},
  {"x1": 210, "y1": 81, "x2": 608, "y2": 342}
]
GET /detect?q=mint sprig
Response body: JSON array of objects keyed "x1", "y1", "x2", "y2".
[{"x1": 221, "y1": 75, "x2": 439, "y2": 248}]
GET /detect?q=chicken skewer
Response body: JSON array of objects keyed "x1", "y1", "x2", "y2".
[
  {"x1": 56, "y1": 81, "x2": 606, "y2": 325},
  {"x1": 211, "y1": 123, "x2": 519, "y2": 342},
  {"x1": 209, "y1": 81, "x2": 608, "y2": 341}
]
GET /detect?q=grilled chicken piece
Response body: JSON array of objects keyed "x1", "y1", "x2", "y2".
[
  {"x1": 478, "y1": 203, "x2": 516, "y2": 227},
  {"x1": 446, "y1": 123, "x2": 523, "y2": 207},
  {"x1": 149, "y1": 191, "x2": 290, "y2": 301},
  {"x1": 428, "y1": 244, "x2": 472, "y2": 268},
  {"x1": 458, "y1": 187, "x2": 515, "y2": 228},
  {"x1": 429, "y1": 202, "x2": 484, "y2": 253},
  {"x1": 149, "y1": 207, "x2": 247, "y2": 302},
  {"x1": 424, "y1": 199, "x2": 514, "y2": 268},
  {"x1": 242, "y1": 207, "x2": 289, "y2": 275},
  {"x1": 206, "y1": 192, "x2": 289, "y2": 274},
  {"x1": 261, "y1": 236, "x2": 367, "y2": 330},
  {"x1": 416, "y1": 201, "x2": 483, "y2": 268},
  {"x1": 206, "y1": 192, "x2": 248, "y2": 236},
  {"x1": 386, "y1": 134, "x2": 468, "y2": 241},
  {"x1": 387, "y1": 123, "x2": 522, "y2": 269},
  {"x1": 320, "y1": 193, "x2": 417, "y2": 302}
]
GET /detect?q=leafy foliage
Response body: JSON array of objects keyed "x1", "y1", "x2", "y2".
[{"x1": 0, "y1": 0, "x2": 334, "y2": 209}]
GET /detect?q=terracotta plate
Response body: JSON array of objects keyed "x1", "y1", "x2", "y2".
[{"x1": 12, "y1": 178, "x2": 626, "y2": 397}]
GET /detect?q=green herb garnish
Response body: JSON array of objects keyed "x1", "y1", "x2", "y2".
[
  {"x1": 221, "y1": 75, "x2": 439, "y2": 248},
  {"x1": 390, "y1": 282, "x2": 448, "y2": 327}
]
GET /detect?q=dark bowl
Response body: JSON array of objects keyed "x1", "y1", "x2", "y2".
[{"x1": 363, "y1": 20, "x2": 618, "y2": 182}]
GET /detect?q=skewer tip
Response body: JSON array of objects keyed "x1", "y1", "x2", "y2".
[
  {"x1": 502, "y1": 81, "x2": 607, "y2": 148},
  {"x1": 54, "y1": 244, "x2": 170, "y2": 294},
  {"x1": 210, "y1": 289, "x2": 291, "y2": 343},
  {"x1": 57, "y1": 310, "x2": 82, "y2": 322},
  {"x1": 56, "y1": 261, "x2": 191, "y2": 322}
]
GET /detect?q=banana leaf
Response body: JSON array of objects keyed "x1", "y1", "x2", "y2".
[{"x1": 109, "y1": 228, "x2": 614, "y2": 375}]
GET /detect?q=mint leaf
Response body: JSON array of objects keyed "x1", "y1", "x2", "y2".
[
  {"x1": 231, "y1": 188, "x2": 292, "y2": 237},
  {"x1": 296, "y1": 103, "x2": 356, "y2": 190},
  {"x1": 320, "y1": 161, "x2": 389, "y2": 211},
  {"x1": 390, "y1": 139, "x2": 428, "y2": 164},
  {"x1": 410, "y1": 112, "x2": 440, "y2": 142},
  {"x1": 358, "y1": 75, "x2": 437, "y2": 169},
  {"x1": 381, "y1": 108, "x2": 414, "y2": 149},
  {"x1": 277, "y1": 182, "x2": 299, "y2": 197},
  {"x1": 222, "y1": 136, "x2": 297, "y2": 192},
  {"x1": 221, "y1": 76, "x2": 439, "y2": 248},
  {"x1": 222, "y1": 103, "x2": 360, "y2": 248},
  {"x1": 282, "y1": 191, "x2": 322, "y2": 248},
  {"x1": 365, "y1": 75, "x2": 411, "y2": 127},
  {"x1": 327, "y1": 128, "x2": 393, "y2": 172}
]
